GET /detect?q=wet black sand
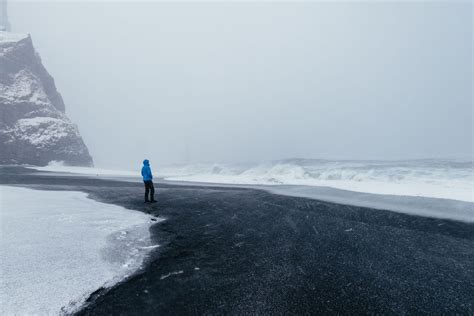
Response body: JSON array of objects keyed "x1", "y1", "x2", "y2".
[{"x1": 1, "y1": 167, "x2": 473, "y2": 315}]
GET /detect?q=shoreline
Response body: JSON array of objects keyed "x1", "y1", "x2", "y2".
[
  {"x1": 26, "y1": 159, "x2": 473, "y2": 203},
  {"x1": 1, "y1": 166, "x2": 473, "y2": 314},
  {"x1": 17, "y1": 165, "x2": 474, "y2": 223}
]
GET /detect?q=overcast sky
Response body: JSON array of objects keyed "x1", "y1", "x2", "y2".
[{"x1": 8, "y1": 1, "x2": 473, "y2": 168}]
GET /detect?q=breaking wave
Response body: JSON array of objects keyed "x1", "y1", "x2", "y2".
[{"x1": 161, "y1": 159, "x2": 473, "y2": 202}]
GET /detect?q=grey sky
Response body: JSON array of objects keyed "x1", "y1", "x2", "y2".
[{"x1": 8, "y1": 1, "x2": 473, "y2": 168}]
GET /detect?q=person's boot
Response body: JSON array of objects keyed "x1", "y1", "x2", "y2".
[{"x1": 150, "y1": 192, "x2": 156, "y2": 203}]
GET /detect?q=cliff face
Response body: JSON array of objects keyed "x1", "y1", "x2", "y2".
[{"x1": 0, "y1": 32, "x2": 93, "y2": 166}]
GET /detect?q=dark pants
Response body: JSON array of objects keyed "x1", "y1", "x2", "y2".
[{"x1": 144, "y1": 180, "x2": 155, "y2": 202}]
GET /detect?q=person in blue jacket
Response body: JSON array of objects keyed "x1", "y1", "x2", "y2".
[{"x1": 141, "y1": 159, "x2": 156, "y2": 203}]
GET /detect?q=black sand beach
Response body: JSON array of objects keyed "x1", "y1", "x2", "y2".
[{"x1": 1, "y1": 166, "x2": 473, "y2": 315}]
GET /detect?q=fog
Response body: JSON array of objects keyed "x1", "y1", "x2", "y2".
[{"x1": 9, "y1": 1, "x2": 472, "y2": 169}]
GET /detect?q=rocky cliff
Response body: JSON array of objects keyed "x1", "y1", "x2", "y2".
[{"x1": 0, "y1": 32, "x2": 93, "y2": 166}]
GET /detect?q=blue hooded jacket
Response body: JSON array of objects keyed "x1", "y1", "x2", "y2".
[{"x1": 141, "y1": 159, "x2": 153, "y2": 181}]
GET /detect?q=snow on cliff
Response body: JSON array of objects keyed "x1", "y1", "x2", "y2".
[
  {"x1": 0, "y1": 31, "x2": 27, "y2": 44},
  {"x1": 0, "y1": 31, "x2": 93, "y2": 166}
]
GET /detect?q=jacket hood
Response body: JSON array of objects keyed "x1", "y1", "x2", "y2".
[{"x1": 143, "y1": 159, "x2": 150, "y2": 166}]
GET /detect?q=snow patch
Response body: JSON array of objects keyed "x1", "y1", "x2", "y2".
[
  {"x1": 0, "y1": 31, "x2": 28, "y2": 44},
  {"x1": 0, "y1": 186, "x2": 161, "y2": 315},
  {"x1": 12, "y1": 117, "x2": 78, "y2": 147},
  {"x1": 0, "y1": 69, "x2": 50, "y2": 106}
]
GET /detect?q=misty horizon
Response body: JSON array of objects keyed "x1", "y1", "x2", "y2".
[{"x1": 8, "y1": 1, "x2": 473, "y2": 169}]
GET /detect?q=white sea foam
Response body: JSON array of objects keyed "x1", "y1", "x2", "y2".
[
  {"x1": 160, "y1": 159, "x2": 473, "y2": 202},
  {"x1": 264, "y1": 185, "x2": 474, "y2": 223},
  {"x1": 32, "y1": 160, "x2": 138, "y2": 177},
  {"x1": 0, "y1": 186, "x2": 161, "y2": 315}
]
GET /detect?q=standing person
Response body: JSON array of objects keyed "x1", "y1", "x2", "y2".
[{"x1": 141, "y1": 159, "x2": 156, "y2": 203}]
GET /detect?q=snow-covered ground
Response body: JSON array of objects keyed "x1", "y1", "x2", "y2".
[{"x1": 0, "y1": 186, "x2": 160, "y2": 315}]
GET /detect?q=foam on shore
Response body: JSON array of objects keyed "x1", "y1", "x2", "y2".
[
  {"x1": 30, "y1": 160, "x2": 138, "y2": 177},
  {"x1": 263, "y1": 185, "x2": 474, "y2": 223}
]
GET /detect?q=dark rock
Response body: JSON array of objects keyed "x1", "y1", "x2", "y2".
[{"x1": 0, "y1": 32, "x2": 93, "y2": 166}]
